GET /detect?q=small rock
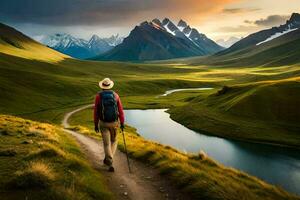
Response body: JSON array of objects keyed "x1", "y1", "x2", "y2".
[
  {"x1": 123, "y1": 192, "x2": 128, "y2": 196},
  {"x1": 120, "y1": 184, "x2": 124, "y2": 188},
  {"x1": 165, "y1": 193, "x2": 169, "y2": 198},
  {"x1": 145, "y1": 176, "x2": 152, "y2": 179},
  {"x1": 198, "y1": 150, "x2": 207, "y2": 160}
]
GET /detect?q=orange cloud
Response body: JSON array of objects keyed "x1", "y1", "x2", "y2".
[{"x1": 153, "y1": 0, "x2": 240, "y2": 21}]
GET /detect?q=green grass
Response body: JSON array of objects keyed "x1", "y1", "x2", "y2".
[
  {"x1": 169, "y1": 77, "x2": 300, "y2": 147},
  {"x1": 67, "y1": 111, "x2": 299, "y2": 200},
  {"x1": 0, "y1": 115, "x2": 112, "y2": 200},
  {"x1": 1, "y1": 34, "x2": 300, "y2": 146}
]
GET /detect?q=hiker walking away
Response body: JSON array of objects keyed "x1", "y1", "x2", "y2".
[{"x1": 94, "y1": 78, "x2": 125, "y2": 172}]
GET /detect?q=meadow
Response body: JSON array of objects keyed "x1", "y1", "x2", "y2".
[
  {"x1": 0, "y1": 115, "x2": 112, "y2": 200},
  {"x1": 1, "y1": 23, "x2": 300, "y2": 199},
  {"x1": 1, "y1": 49, "x2": 299, "y2": 146}
]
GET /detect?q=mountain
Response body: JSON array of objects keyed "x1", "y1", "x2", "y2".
[
  {"x1": 93, "y1": 18, "x2": 223, "y2": 61},
  {"x1": 39, "y1": 34, "x2": 123, "y2": 59},
  {"x1": 175, "y1": 19, "x2": 224, "y2": 54},
  {"x1": 219, "y1": 13, "x2": 300, "y2": 55},
  {"x1": 179, "y1": 24, "x2": 300, "y2": 67},
  {"x1": 88, "y1": 35, "x2": 114, "y2": 55},
  {"x1": 217, "y1": 37, "x2": 241, "y2": 48},
  {"x1": 0, "y1": 23, "x2": 68, "y2": 62}
]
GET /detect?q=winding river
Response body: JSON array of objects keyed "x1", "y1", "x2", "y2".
[{"x1": 124, "y1": 89, "x2": 300, "y2": 195}]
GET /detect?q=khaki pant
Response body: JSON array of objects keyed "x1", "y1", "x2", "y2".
[{"x1": 99, "y1": 121, "x2": 119, "y2": 166}]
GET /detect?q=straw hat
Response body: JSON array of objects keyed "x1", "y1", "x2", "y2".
[{"x1": 99, "y1": 78, "x2": 114, "y2": 89}]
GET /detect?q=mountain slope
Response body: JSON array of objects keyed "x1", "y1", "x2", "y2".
[
  {"x1": 178, "y1": 25, "x2": 300, "y2": 67},
  {"x1": 175, "y1": 19, "x2": 224, "y2": 54},
  {"x1": 94, "y1": 21, "x2": 204, "y2": 61},
  {"x1": 0, "y1": 23, "x2": 69, "y2": 62},
  {"x1": 40, "y1": 34, "x2": 123, "y2": 59},
  {"x1": 217, "y1": 37, "x2": 240, "y2": 48},
  {"x1": 219, "y1": 13, "x2": 300, "y2": 55},
  {"x1": 215, "y1": 28, "x2": 300, "y2": 66},
  {"x1": 94, "y1": 18, "x2": 223, "y2": 61}
]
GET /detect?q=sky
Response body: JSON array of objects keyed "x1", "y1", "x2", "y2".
[{"x1": 0, "y1": 0, "x2": 299, "y2": 41}]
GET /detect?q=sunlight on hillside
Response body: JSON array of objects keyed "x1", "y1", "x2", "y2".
[{"x1": 0, "y1": 42, "x2": 69, "y2": 62}]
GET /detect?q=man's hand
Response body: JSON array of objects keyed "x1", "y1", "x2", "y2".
[
  {"x1": 120, "y1": 123, "x2": 125, "y2": 132},
  {"x1": 95, "y1": 126, "x2": 99, "y2": 133}
]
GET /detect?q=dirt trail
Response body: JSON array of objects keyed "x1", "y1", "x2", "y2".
[{"x1": 62, "y1": 105, "x2": 188, "y2": 200}]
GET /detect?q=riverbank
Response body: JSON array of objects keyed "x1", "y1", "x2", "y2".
[
  {"x1": 167, "y1": 81, "x2": 300, "y2": 149},
  {"x1": 67, "y1": 105, "x2": 300, "y2": 199}
]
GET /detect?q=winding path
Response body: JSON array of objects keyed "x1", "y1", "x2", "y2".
[{"x1": 62, "y1": 105, "x2": 188, "y2": 200}]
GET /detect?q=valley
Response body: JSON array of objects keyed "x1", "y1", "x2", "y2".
[{"x1": 1, "y1": 11, "x2": 300, "y2": 200}]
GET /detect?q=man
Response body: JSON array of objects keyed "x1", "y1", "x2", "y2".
[{"x1": 94, "y1": 78, "x2": 125, "y2": 172}]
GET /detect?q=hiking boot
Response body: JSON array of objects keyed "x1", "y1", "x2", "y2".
[
  {"x1": 103, "y1": 157, "x2": 110, "y2": 166},
  {"x1": 108, "y1": 166, "x2": 115, "y2": 172}
]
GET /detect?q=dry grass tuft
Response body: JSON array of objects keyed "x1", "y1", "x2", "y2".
[
  {"x1": 27, "y1": 142, "x2": 66, "y2": 160},
  {"x1": 8, "y1": 161, "x2": 55, "y2": 189}
]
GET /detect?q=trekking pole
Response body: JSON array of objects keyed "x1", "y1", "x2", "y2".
[{"x1": 122, "y1": 129, "x2": 132, "y2": 173}]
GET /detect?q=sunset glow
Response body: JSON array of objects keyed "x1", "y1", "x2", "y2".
[{"x1": 0, "y1": 0, "x2": 299, "y2": 41}]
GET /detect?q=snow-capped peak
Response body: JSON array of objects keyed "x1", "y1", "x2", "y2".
[
  {"x1": 146, "y1": 18, "x2": 221, "y2": 49},
  {"x1": 41, "y1": 33, "x2": 124, "y2": 49},
  {"x1": 177, "y1": 19, "x2": 188, "y2": 31},
  {"x1": 90, "y1": 34, "x2": 100, "y2": 41},
  {"x1": 104, "y1": 34, "x2": 124, "y2": 46},
  {"x1": 40, "y1": 33, "x2": 86, "y2": 49},
  {"x1": 161, "y1": 18, "x2": 180, "y2": 36},
  {"x1": 163, "y1": 21, "x2": 176, "y2": 36}
]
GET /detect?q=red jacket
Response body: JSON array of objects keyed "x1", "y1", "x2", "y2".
[{"x1": 94, "y1": 91, "x2": 125, "y2": 126}]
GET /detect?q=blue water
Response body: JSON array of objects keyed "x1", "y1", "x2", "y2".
[{"x1": 125, "y1": 109, "x2": 300, "y2": 195}]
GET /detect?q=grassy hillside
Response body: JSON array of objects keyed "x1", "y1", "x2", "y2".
[
  {"x1": 0, "y1": 22, "x2": 299, "y2": 146},
  {"x1": 169, "y1": 77, "x2": 300, "y2": 147},
  {"x1": 67, "y1": 110, "x2": 299, "y2": 200},
  {"x1": 0, "y1": 23, "x2": 68, "y2": 62},
  {"x1": 0, "y1": 52, "x2": 214, "y2": 122},
  {"x1": 0, "y1": 115, "x2": 112, "y2": 200}
]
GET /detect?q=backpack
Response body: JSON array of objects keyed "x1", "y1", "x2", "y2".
[{"x1": 99, "y1": 91, "x2": 118, "y2": 122}]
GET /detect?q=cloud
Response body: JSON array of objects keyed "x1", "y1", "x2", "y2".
[
  {"x1": 216, "y1": 25, "x2": 259, "y2": 33},
  {"x1": 245, "y1": 15, "x2": 289, "y2": 27},
  {"x1": 0, "y1": 0, "x2": 237, "y2": 27},
  {"x1": 222, "y1": 8, "x2": 260, "y2": 14}
]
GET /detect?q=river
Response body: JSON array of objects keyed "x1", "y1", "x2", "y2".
[{"x1": 124, "y1": 109, "x2": 300, "y2": 195}]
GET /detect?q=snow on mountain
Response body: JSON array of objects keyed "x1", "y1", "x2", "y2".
[
  {"x1": 103, "y1": 34, "x2": 124, "y2": 46},
  {"x1": 40, "y1": 33, "x2": 87, "y2": 49},
  {"x1": 217, "y1": 37, "x2": 241, "y2": 48},
  {"x1": 256, "y1": 28, "x2": 298, "y2": 45},
  {"x1": 177, "y1": 19, "x2": 188, "y2": 32},
  {"x1": 221, "y1": 13, "x2": 300, "y2": 54},
  {"x1": 162, "y1": 18, "x2": 178, "y2": 36},
  {"x1": 255, "y1": 13, "x2": 300, "y2": 46},
  {"x1": 38, "y1": 33, "x2": 123, "y2": 59},
  {"x1": 94, "y1": 18, "x2": 224, "y2": 61}
]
